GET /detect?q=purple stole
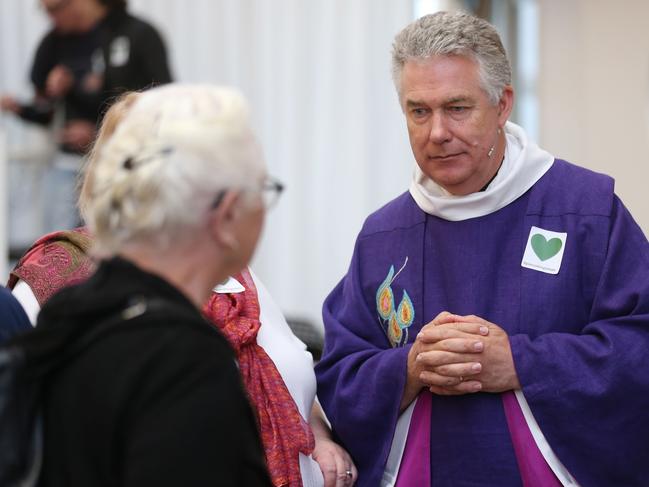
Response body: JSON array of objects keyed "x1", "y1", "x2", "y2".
[
  {"x1": 395, "y1": 392, "x2": 562, "y2": 486},
  {"x1": 394, "y1": 392, "x2": 431, "y2": 487}
]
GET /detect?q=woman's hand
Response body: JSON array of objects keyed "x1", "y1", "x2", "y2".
[
  {"x1": 312, "y1": 436, "x2": 357, "y2": 487},
  {"x1": 309, "y1": 402, "x2": 357, "y2": 486}
]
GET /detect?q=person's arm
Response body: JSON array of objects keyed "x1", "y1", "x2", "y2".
[
  {"x1": 0, "y1": 287, "x2": 32, "y2": 344},
  {"x1": 315, "y1": 242, "x2": 414, "y2": 485},
  {"x1": 507, "y1": 196, "x2": 649, "y2": 485},
  {"x1": 310, "y1": 401, "x2": 357, "y2": 487},
  {"x1": 11, "y1": 280, "x2": 41, "y2": 326},
  {"x1": 2, "y1": 33, "x2": 58, "y2": 126},
  {"x1": 30, "y1": 32, "x2": 57, "y2": 94},
  {"x1": 1, "y1": 93, "x2": 54, "y2": 125}
]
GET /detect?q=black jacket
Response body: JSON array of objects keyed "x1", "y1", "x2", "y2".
[
  {"x1": 36, "y1": 257, "x2": 270, "y2": 487},
  {"x1": 21, "y1": 8, "x2": 172, "y2": 152},
  {"x1": 97, "y1": 8, "x2": 172, "y2": 98}
]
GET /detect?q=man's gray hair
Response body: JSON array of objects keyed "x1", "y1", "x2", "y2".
[{"x1": 391, "y1": 11, "x2": 511, "y2": 104}]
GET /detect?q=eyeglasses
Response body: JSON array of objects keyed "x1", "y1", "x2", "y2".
[
  {"x1": 261, "y1": 176, "x2": 284, "y2": 209},
  {"x1": 209, "y1": 175, "x2": 285, "y2": 211}
]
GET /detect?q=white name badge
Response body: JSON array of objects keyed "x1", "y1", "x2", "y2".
[
  {"x1": 521, "y1": 226, "x2": 567, "y2": 275},
  {"x1": 110, "y1": 36, "x2": 130, "y2": 67}
]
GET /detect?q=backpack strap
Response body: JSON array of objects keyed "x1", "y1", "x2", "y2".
[{"x1": 57, "y1": 296, "x2": 181, "y2": 369}]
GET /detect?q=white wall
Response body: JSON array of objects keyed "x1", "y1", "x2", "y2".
[
  {"x1": 0, "y1": 130, "x2": 6, "y2": 280},
  {"x1": 0, "y1": 1, "x2": 52, "y2": 272},
  {"x1": 538, "y1": 0, "x2": 649, "y2": 233}
]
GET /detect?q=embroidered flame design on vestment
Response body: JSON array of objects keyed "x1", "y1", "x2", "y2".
[
  {"x1": 376, "y1": 266, "x2": 395, "y2": 321},
  {"x1": 388, "y1": 312, "x2": 402, "y2": 345},
  {"x1": 375, "y1": 257, "x2": 414, "y2": 348},
  {"x1": 396, "y1": 290, "x2": 414, "y2": 329}
]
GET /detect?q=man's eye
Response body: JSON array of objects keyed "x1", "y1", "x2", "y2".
[
  {"x1": 412, "y1": 108, "x2": 428, "y2": 117},
  {"x1": 448, "y1": 106, "x2": 469, "y2": 113}
]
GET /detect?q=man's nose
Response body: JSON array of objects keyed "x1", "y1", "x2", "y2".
[{"x1": 428, "y1": 111, "x2": 451, "y2": 144}]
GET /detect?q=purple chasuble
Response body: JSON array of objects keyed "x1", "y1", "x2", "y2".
[{"x1": 315, "y1": 159, "x2": 649, "y2": 487}]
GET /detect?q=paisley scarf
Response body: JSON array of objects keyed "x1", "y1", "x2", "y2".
[{"x1": 8, "y1": 227, "x2": 94, "y2": 304}]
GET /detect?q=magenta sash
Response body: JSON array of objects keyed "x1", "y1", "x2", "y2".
[
  {"x1": 393, "y1": 391, "x2": 562, "y2": 486},
  {"x1": 502, "y1": 391, "x2": 563, "y2": 486},
  {"x1": 394, "y1": 392, "x2": 431, "y2": 486}
]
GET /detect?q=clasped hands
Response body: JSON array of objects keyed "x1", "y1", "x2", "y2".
[{"x1": 405, "y1": 311, "x2": 520, "y2": 400}]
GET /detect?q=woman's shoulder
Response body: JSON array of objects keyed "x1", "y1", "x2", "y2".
[{"x1": 8, "y1": 227, "x2": 95, "y2": 306}]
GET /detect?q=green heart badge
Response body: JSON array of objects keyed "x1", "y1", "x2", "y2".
[
  {"x1": 531, "y1": 234, "x2": 563, "y2": 261},
  {"x1": 522, "y1": 226, "x2": 568, "y2": 275}
]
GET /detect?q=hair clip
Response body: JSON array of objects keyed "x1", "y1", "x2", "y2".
[{"x1": 122, "y1": 147, "x2": 174, "y2": 171}]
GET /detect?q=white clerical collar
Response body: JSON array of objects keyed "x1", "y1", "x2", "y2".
[
  {"x1": 408, "y1": 121, "x2": 555, "y2": 221},
  {"x1": 213, "y1": 276, "x2": 245, "y2": 294}
]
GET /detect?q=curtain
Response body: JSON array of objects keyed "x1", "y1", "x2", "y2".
[{"x1": 0, "y1": 0, "x2": 415, "y2": 329}]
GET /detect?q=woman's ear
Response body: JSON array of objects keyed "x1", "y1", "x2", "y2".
[{"x1": 207, "y1": 190, "x2": 241, "y2": 250}]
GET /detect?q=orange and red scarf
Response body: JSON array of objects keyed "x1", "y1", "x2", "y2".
[{"x1": 203, "y1": 269, "x2": 315, "y2": 487}]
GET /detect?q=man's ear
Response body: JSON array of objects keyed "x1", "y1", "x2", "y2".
[
  {"x1": 207, "y1": 190, "x2": 241, "y2": 250},
  {"x1": 497, "y1": 85, "x2": 514, "y2": 127}
]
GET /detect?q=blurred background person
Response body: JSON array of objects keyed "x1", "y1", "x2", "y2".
[
  {"x1": 8, "y1": 91, "x2": 139, "y2": 325},
  {"x1": 0, "y1": 0, "x2": 171, "y2": 234},
  {"x1": 8, "y1": 90, "x2": 357, "y2": 487}
]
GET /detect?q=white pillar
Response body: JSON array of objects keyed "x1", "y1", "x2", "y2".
[{"x1": 0, "y1": 126, "x2": 7, "y2": 281}]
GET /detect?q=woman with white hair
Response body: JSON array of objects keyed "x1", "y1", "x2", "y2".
[
  {"x1": 25, "y1": 83, "x2": 273, "y2": 486},
  {"x1": 9, "y1": 85, "x2": 357, "y2": 487}
]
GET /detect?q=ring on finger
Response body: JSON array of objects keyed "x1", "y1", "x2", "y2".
[{"x1": 338, "y1": 471, "x2": 352, "y2": 481}]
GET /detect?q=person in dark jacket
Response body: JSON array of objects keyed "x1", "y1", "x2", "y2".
[
  {"x1": 0, "y1": 287, "x2": 31, "y2": 344},
  {"x1": 1, "y1": 0, "x2": 171, "y2": 153},
  {"x1": 32, "y1": 83, "x2": 273, "y2": 487},
  {"x1": 0, "y1": 0, "x2": 171, "y2": 232}
]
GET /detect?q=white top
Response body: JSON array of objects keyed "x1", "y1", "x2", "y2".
[
  {"x1": 381, "y1": 398, "x2": 416, "y2": 487},
  {"x1": 15, "y1": 272, "x2": 325, "y2": 487},
  {"x1": 12, "y1": 280, "x2": 39, "y2": 326}
]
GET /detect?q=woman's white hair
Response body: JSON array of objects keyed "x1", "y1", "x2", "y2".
[
  {"x1": 85, "y1": 83, "x2": 264, "y2": 253},
  {"x1": 391, "y1": 11, "x2": 511, "y2": 104}
]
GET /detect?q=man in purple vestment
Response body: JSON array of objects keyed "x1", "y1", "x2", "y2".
[{"x1": 315, "y1": 11, "x2": 649, "y2": 487}]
